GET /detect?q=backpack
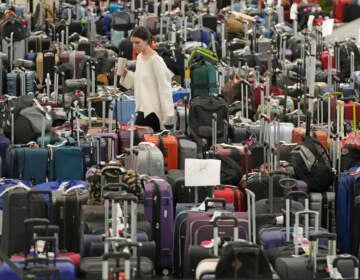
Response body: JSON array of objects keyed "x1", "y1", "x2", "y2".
[
  {"x1": 0, "y1": 10, "x2": 25, "y2": 41},
  {"x1": 190, "y1": 60, "x2": 219, "y2": 98},
  {"x1": 214, "y1": 153, "x2": 243, "y2": 185},
  {"x1": 336, "y1": 39, "x2": 360, "y2": 82},
  {"x1": 289, "y1": 135, "x2": 333, "y2": 192},
  {"x1": 111, "y1": 10, "x2": 135, "y2": 31},
  {"x1": 189, "y1": 95, "x2": 229, "y2": 149}
]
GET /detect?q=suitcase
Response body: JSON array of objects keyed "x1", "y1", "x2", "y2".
[
  {"x1": 210, "y1": 143, "x2": 253, "y2": 176},
  {"x1": 143, "y1": 132, "x2": 179, "y2": 172},
  {"x1": 178, "y1": 138, "x2": 197, "y2": 170},
  {"x1": 0, "y1": 188, "x2": 49, "y2": 256},
  {"x1": 183, "y1": 211, "x2": 248, "y2": 277},
  {"x1": 173, "y1": 199, "x2": 235, "y2": 278},
  {"x1": 118, "y1": 123, "x2": 154, "y2": 153},
  {"x1": 96, "y1": 132, "x2": 119, "y2": 162},
  {"x1": 292, "y1": 126, "x2": 328, "y2": 148},
  {"x1": 166, "y1": 169, "x2": 211, "y2": 207},
  {"x1": 5, "y1": 146, "x2": 48, "y2": 185},
  {"x1": 309, "y1": 192, "x2": 336, "y2": 233},
  {"x1": 34, "y1": 180, "x2": 88, "y2": 253},
  {"x1": 0, "y1": 257, "x2": 76, "y2": 279},
  {"x1": 59, "y1": 51, "x2": 86, "y2": 79},
  {"x1": 214, "y1": 185, "x2": 246, "y2": 212},
  {"x1": 143, "y1": 176, "x2": 173, "y2": 272},
  {"x1": 28, "y1": 34, "x2": 51, "y2": 53},
  {"x1": 187, "y1": 215, "x2": 249, "y2": 277},
  {"x1": 110, "y1": 94, "x2": 136, "y2": 124},
  {"x1": 125, "y1": 142, "x2": 165, "y2": 176},
  {"x1": 48, "y1": 145, "x2": 84, "y2": 181}
]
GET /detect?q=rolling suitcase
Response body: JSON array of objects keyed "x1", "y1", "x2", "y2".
[
  {"x1": 48, "y1": 143, "x2": 84, "y2": 181},
  {"x1": 59, "y1": 51, "x2": 86, "y2": 79},
  {"x1": 143, "y1": 131, "x2": 179, "y2": 172},
  {"x1": 143, "y1": 176, "x2": 173, "y2": 272},
  {"x1": 5, "y1": 145, "x2": 48, "y2": 185},
  {"x1": 178, "y1": 138, "x2": 197, "y2": 170}
]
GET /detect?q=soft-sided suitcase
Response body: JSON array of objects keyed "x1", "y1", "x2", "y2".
[
  {"x1": 166, "y1": 169, "x2": 211, "y2": 207},
  {"x1": 210, "y1": 143, "x2": 252, "y2": 175},
  {"x1": 0, "y1": 188, "x2": 49, "y2": 256},
  {"x1": 0, "y1": 257, "x2": 76, "y2": 279},
  {"x1": 5, "y1": 146, "x2": 48, "y2": 185},
  {"x1": 143, "y1": 132, "x2": 179, "y2": 172},
  {"x1": 143, "y1": 176, "x2": 173, "y2": 272},
  {"x1": 59, "y1": 51, "x2": 86, "y2": 79},
  {"x1": 178, "y1": 139, "x2": 197, "y2": 170},
  {"x1": 48, "y1": 145, "x2": 84, "y2": 181},
  {"x1": 310, "y1": 192, "x2": 336, "y2": 233},
  {"x1": 34, "y1": 180, "x2": 88, "y2": 253}
]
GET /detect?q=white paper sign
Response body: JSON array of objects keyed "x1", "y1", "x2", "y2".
[
  {"x1": 290, "y1": 3, "x2": 297, "y2": 20},
  {"x1": 307, "y1": 15, "x2": 315, "y2": 31},
  {"x1": 185, "y1": 159, "x2": 221, "y2": 187},
  {"x1": 322, "y1": 18, "x2": 334, "y2": 37}
]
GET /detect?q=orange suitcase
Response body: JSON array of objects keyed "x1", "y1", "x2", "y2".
[
  {"x1": 292, "y1": 126, "x2": 328, "y2": 148},
  {"x1": 143, "y1": 132, "x2": 179, "y2": 172}
]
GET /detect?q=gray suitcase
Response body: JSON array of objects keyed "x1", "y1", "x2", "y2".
[
  {"x1": 125, "y1": 143, "x2": 165, "y2": 176},
  {"x1": 310, "y1": 192, "x2": 336, "y2": 233},
  {"x1": 178, "y1": 139, "x2": 197, "y2": 170},
  {"x1": 175, "y1": 106, "x2": 189, "y2": 134}
]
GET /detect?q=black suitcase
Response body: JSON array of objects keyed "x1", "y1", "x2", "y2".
[{"x1": 1, "y1": 188, "x2": 49, "y2": 256}]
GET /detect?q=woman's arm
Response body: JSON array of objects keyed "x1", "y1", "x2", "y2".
[
  {"x1": 120, "y1": 68, "x2": 135, "y2": 89},
  {"x1": 153, "y1": 58, "x2": 175, "y2": 126}
]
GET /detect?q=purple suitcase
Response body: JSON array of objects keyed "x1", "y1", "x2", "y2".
[
  {"x1": 0, "y1": 257, "x2": 76, "y2": 280},
  {"x1": 96, "y1": 132, "x2": 118, "y2": 161},
  {"x1": 143, "y1": 176, "x2": 173, "y2": 272}
]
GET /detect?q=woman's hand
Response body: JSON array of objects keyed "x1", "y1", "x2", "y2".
[{"x1": 122, "y1": 68, "x2": 128, "y2": 78}]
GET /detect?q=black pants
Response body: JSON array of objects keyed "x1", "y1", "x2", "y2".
[{"x1": 135, "y1": 112, "x2": 160, "y2": 132}]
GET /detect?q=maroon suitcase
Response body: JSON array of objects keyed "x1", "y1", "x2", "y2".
[
  {"x1": 118, "y1": 123, "x2": 154, "y2": 153},
  {"x1": 59, "y1": 51, "x2": 86, "y2": 79},
  {"x1": 212, "y1": 143, "x2": 253, "y2": 175}
]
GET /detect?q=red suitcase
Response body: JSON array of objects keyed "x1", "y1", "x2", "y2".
[
  {"x1": 252, "y1": 84, "x2": 284, "y2": 109},
  {"x1": 333, "y1": 0, "x2": 352, "y2": 22},
  {"x1": 214, "y1": 185, "x2": 246, "y2": 212},
  {"x1": 143, "y1": 132, "x2": 179, "y2": 172},
  {"x1": 321, "y1": 51, "x2": 335, "y2": 70}
]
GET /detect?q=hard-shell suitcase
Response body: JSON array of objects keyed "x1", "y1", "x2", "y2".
[
  {"x1": 5, "y1": 146, "x2": 48, "y2": 185},
  {"x1": 143, "y1": 176, "x2": 173, "y2": 272},
  {"x1": 292, "y1": 126, "x2": 328, "y2": 148},
  {"x1": 125, "y1": 142, "x2": 165, "y2": 176},
  {"x1": 48, "y1": 144, "x2": 84, "y2": 181},
  {"x1": 178, "y1": 138, "x2": 197, "y2": 170},
  {"x1": 118, "y1": 124, "x2": 154, "y2": 153},
  {"x1": 310, "y1": 192, "x2": 336, "y2": 233},
  {"x1": 143, "y1": 131, "x2": 179, "y2": 172},
  {"x1": 213, "y1": 185, "x2": 246, "y2": 212}
]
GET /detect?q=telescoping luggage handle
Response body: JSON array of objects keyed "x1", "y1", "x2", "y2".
[
  {"x1": 308, "y1": 232, "x2": 337, "y2": 275},
  {"x1": 284, "y1": 190, "x2": 309, "y2": 243},
  {"x1": 294, "y1": 210, "x2": 319, "y2": 255},
  {"x1": 102, "y1": 238, "x2": 142, "y2": 280}
]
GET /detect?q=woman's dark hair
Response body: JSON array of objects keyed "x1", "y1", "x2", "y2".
[{"x1": 130, "y1": 26, "x2": 152, "y2": 45}]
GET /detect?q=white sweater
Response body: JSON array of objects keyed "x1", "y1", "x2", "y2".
[{"x1": 120, "y1": 53, "x2": 175, "y2": 129}]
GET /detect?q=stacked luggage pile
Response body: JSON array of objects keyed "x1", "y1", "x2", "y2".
[{"x1": 0, "y1": 0, "x2": 358, "y2": 279}]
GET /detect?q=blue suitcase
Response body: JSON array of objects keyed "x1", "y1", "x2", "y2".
[
  {"x1": 0, "y1": 257, "x2": 76, "y2": 280},
  {"x1": 5, "y1": 146, "x2": 48, "y2": 184},
  {"x1": 336, "y1": 170, "x2": 360, "y2": 253},
  {"x1": 110, "y1": 95, "x2": 135, "y2": 124},
  {"x1": 48, "y1": 146, "x2": 84, "y2": 181}
]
